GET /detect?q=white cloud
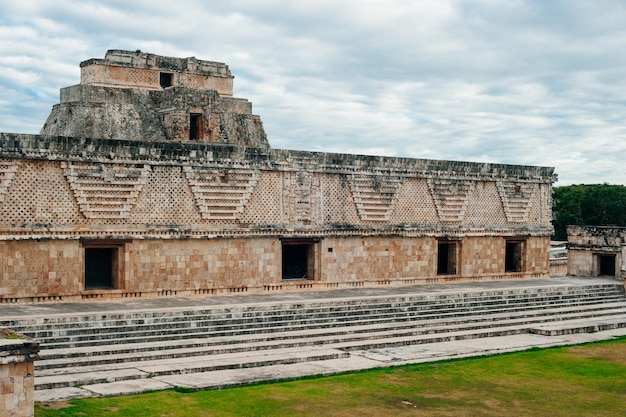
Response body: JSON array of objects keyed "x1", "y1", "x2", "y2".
[{"x1": 0, "y1": 0, "x2": 625, "y2": 185}]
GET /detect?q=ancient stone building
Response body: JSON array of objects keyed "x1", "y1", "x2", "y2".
[
  {"x1": 567, "y1": 225, "x2": 626, "y2": 279},
  {"x1": 0, "y1": 50, "x2": 556, "y2": 303}
]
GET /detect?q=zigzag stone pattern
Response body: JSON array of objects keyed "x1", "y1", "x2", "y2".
[
  {"x1": 497, "y1": 181, "x2": 536, "y2": 223},
  {"x1": 184, "y1": 166, "x2": 259, "y2": 221},
  {"x1": 0, "y1": 159, "x2": 18, "y2": 201},
  {"x1": 61, "y1": 162, "x2": 151, "y2": 220},
  {"x1": 349, "y1": 174, "x2": 403, "y2": 221},
  {"x1": 427, "y1": 178, "x2": 474, "y2": 222}
]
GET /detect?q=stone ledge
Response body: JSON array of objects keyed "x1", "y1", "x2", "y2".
[{"x1": 0, "y1": 330, "x2": 40, "y2": 364}]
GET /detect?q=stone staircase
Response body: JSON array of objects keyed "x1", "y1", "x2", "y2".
[{"x1": 2, "y1": 280, "x2": 626, "y2": 399}]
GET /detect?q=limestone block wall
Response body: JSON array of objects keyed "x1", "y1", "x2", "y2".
[
  {"x1": 320, "y1": 237, "x2": 434, "y2": 284},
  {"x1": 567, "y1": 225, "x2": 626, "y2": 279},
  {"x1": 0, "y1": 134, "x2": 555, "y2": 302},
  {"x1": 0, "y1": 335, "x2": 39, "y2": 417},
  {"x1": 41, "y1": 85, "x2": 267, "y2": 147},
  {"x1": 128, "y1": 239, "x2": 278, "y2": 292},
  {"x1": 0, "y1": 241, "x2": 80, "y2": 299},
  {"x1": 79, "y1": 50, "x2": 234, "y2": 96}
]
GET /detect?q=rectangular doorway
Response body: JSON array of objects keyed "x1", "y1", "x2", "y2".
[
  {"x1": 189, "y1": 113, "x2": 203, "y2": 140},
  {"x1": 85, "y1": 248, "x2": 116, "y2": 289},
  {"x1": 505, "y1": 240, "x2": 524, "y2": 272},
  {"x1": 82, "y1": 240, "x2": 127, "y2": 290},
  {"x1": 281, "y1": 239, "x2": 319, "y2": 280},
  {"x1": 437, "y1": 241, "x2": 458, "y2": 275},
  {"x1": 598, "y1": 254, "x2": 616, "y2": 276}
]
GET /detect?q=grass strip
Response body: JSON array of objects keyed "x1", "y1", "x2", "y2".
[{"x1": 36, "y1": 337, "x2": 626, "y2": 417}]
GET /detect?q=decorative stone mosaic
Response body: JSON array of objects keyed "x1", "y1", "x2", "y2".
[
  {"x1": 184, "y1": 166, "x2": 259, "y2": 220},
  {"x1": 349, "y1": 174, "x2": 403, "y2": 222},
  {"x1": 61, "y1": 162, "x2": 151, "y2": 219}
]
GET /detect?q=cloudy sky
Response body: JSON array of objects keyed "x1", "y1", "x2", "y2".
[{"x1": 1, "y1": 0, "x2": 625, "y2": 185}]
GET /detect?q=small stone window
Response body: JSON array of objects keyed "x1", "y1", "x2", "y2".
[
  {"x1": 189, "y1": 113, "x2": 203, "y2": 140},
  {"x1": 160, "y1": 72, "x2": 173, "y2": 88}
]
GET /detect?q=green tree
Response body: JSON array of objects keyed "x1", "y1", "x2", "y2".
[{"x1": 552, "y1": 184, "x2": 626, "y2": 240}]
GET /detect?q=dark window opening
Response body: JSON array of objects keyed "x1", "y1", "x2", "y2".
[
  {"x1": 598, "y1": 254, "x2": 616, "y2": 276},
  {"x1": 437, "y1": 242, "x2": 457, "y2": 275},
  {"x1": 282, "y1": 244, "x2": 311, "y2": 280},
  {"x1": 190, "y1": 113, "x2": 203, "y2": 140},
  {"x1": 505, "y1": 241, "x2": 523, "y2": 272},
  {"x1": 160, "y1": 72, "x2": 173, "y2": 88},
  {"x1": 85, "y1": 248, "x2": 116, "y2": 289}
]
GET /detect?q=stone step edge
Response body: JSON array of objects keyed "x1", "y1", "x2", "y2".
[
  {"x1": 9, "y1": 291, "x2": 625, "y2": 332},
  {"x1": 35, "y1": 316, "x2": 626, "y2": 373},
  {"x1": 32, "y1": 301, "x2": 626, "y2": 349},
  {"x1": 8, "y1": 291, "x2": 625, "y2": 332},
  {"x1": 5, "y1": 283, "x2": 623, "y2": 323},
  {"x1": 34, "y1": 348, "x2": 349, "y2": 390},
  {"x1": 528, "y1": 317, "x2": 626, "y2": 336},
  {"x1": 36, "y1": 305, "x2": 626, "y2": 366},
  {"x1": 33, "y1": 321, "x2": 552, "y2": 390}
]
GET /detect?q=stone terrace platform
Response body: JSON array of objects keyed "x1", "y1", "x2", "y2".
[{"x1": 1, "y1": 277, "x2": 626, "y2": 403}]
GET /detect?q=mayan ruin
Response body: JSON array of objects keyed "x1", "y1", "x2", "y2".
[
  {"x1": 0, "y1": 50, "x2": 558, "y2": 303},
  {"x1": 3, "y1": 50, "x2": 626, "y2": 411}
]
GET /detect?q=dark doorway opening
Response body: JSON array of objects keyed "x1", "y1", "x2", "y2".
[
  {"x1": 282, "y1": 244, "x2": 309, "y2": 280},
  {"x1": 85, "y1": 248, "x2": 116, "y2": 289},
  {"x1": 505, "y1": 241, "x2": 523, "y2": 272},
  {"x1": 160, "y1": 72, "x2": 173, "y2": 88},
  {"x1": 437, "y1": 241, "x2": 457, "y2": 275},
  {"x1": 598, "y1": 254, "x2": 616, "y2": 276},
  {"x1": 189, "y1": 113, "x2": 203, "y2": 140}
]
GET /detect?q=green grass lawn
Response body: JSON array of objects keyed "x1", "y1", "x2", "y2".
[{"x1": 36, "y1": 337, "x2": 626, "y2": 417}]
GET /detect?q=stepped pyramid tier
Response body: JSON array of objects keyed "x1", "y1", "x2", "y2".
[
  {"x1": 0, "y1": 50, "x2": 560, "y2": 304},
  {"x1": 40, "y1": 50, "x2": 269, "y2": 148}
]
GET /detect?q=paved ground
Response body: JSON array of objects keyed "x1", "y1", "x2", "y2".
[
  {"x1": 2, "y1": 276, "x2": 622, "y2": 319},
  {"x1": 2, "y1": 276, "x2": 625, "y2": 402}
]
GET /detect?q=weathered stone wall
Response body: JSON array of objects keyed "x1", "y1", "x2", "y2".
[
  {"x1": 567, "y1": 225, "x2": 626, "y2": 279},
  {"x1": 0, "y1": 235, "x2": 551, "y2": 301},
  {"x1": 0, "y1": 334, "x2": 39, "y2": 417},
  {"x1": 128, "y1": 239, "x2": 278, "y2": 292},
  {"x1": 79, "y1": 50, "x2": 234, "y2": 96},
  {"x1": 41, "y1": 85, "x2": 266, "y2": 146},
  {"x1": 0, "y1": 241, "x2": 80, "y2": 300},
  {"x1": 0, "y1": 134, "x2": 554, "y2": 237},
  {"x1": 0, "y1": 133, "x2": 555, "y2": 302},
  {"x1": 41, "y1": 50, "x2": 267, "y2": 147}
]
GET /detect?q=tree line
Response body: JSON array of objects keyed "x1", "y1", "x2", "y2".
[{"x1": 552, "y1": 184, "x2": 626, "y2": 240}]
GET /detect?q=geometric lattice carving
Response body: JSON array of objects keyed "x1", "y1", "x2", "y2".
[
  {"x1": 0, "y1": 159, "x2": 18, "y2": 201},
  {"x1": 61, "y1": 162, "x2": 151, "y2": 219},
  {"x1": 427, "y1": 178, "x2": 474, "y2": 222},
  {"x1": 349, "y1": 174, "x2": 403, "y2": 221},
  {"x1": 184, "y1": 166, "x2": 259, "y2": 220},
  {"x1": 496, "y1": 181, "x2": 535, "y2": 223}
]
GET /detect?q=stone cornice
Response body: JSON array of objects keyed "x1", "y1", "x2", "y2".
[{"x1": 0, "y1": 134, "x2": 557, "y2": 183}]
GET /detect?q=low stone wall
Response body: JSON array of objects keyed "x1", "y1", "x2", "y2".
[
  {"x1": 550, "y1": 258, "x2": 568, "y2": 277},
  {"x1": 0, "y1": 330, "x2": 39, "y2": 417}
]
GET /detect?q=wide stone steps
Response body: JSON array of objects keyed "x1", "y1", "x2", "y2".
[
  {"x1": 33, "y1": 310, "x2": 626, "y2": 391},
  {"x1": 35, "y1": 347, "x2": 349, "y2": 390},
  {"x1": 20, "y1": 292, "x2": 626, "y2": 349},
  {"x1": 35, "y1": 303, "x2": 626, "y2": 374},
  {"x1": 7, "y1": 286, "x2": 621, "y2": 340},
  {"x1": 38, "y1": 299, "x2": 626, "y2": 359},
  {"x1": 2, "y1": 281, "x2": 624, "y2": 394}
]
